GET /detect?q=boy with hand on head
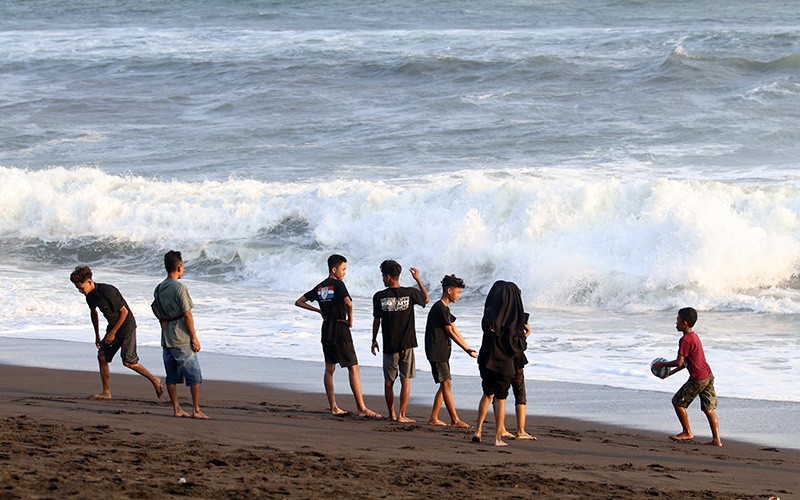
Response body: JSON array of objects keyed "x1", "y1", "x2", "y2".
[
  {"x1": 371, "y1": 260, "x2": 429, "y2": 422},
  {"x1": 70, "y1": 265, "x2": 163, "y2": 400},
  {"x1": 295, "y1": 254, "x2": 380, "y2": 418},
  {"x1": 652, "y1": 307, "x2": 722, "y2": 446},
  {"x1": 155, "y1": 250, "x2": 209, "y2": 419},
  {"x1": 424, "y1": 274, "x2": 477, "y2": 428}
]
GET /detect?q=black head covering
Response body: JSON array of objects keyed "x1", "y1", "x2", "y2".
[
  {"x1": 482, "y1": 280, "x2": 525, "y2": 338},
  {"x1": 478, "y1": 280, "x2": 528, "y2": 376}
]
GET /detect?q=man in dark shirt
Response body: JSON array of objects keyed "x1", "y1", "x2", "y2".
[
  {"x1": 371, "y1": 260, "x2": 429, "y2": 422},
  {"x1": 70, "y1": 265, "x2": 163, "y2": 400}
]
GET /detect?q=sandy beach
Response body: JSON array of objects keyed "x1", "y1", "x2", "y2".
[{"x1": 0, "y1": 359, "x2": 796, "y2": 499}]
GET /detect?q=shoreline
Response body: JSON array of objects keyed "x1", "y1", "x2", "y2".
[
  {"x1": 1, "y1": 336, "x2": 799, "y2": 451},
  {"x1": 1, "y1": 361, "x2": 798, "y2": 498}
]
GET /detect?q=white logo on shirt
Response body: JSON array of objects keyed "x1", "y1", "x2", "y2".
[{"x1": 381, "y1": 296, "x2": 410, "y2": 312}]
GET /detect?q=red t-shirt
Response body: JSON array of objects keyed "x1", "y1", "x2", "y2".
[{"x1": 678, "y1": 331, "x2": 713, "y2": 381}]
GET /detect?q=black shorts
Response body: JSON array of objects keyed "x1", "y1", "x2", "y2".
[
  {"x1": 429, "y1": 361, "x2": 451, "y2": 383},
  {"x1": 98, "y1": 329, "x2": 139, "y2": 365},
  {"x1": 511, "y1": 367, "x2": 526, "y2": 405},
  {"x1": 322, "y1": 342, "x2": 358, "y2": 368},
  {"x1": 479, "y1": 365, "x2": 511, "y2": 400}
]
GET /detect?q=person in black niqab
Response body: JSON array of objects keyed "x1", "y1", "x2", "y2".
[{"x1": 472, "y1": 280, "x2": 530, "y2": 446}]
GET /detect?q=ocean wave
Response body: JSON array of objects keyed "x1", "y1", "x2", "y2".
[{"x1": 2, "y1": 166, "x2": 799, "y2": 313}]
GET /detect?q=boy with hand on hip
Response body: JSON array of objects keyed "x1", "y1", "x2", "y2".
[
  {"x1": 371, "y1": 259, "x2": 429, "y2": 422},
  {"x1": 295, "y1": 254, "x2": 380, "y2": 418},
  {"x1": 652, "y1": 307, "x2": 722, "y2": 446},
  {"x1": 424, "y1": 274, "x2": 476, "y2": 428}
]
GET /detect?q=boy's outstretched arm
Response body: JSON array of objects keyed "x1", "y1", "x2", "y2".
[
  {"x1": 653, "y1": 355, "x2": 685, "y2": 372},
  {"x1": 446, "y1": 324, "x2": 477, "y2": 358}
]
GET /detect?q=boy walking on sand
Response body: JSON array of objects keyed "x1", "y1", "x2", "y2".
[
  {"x1": 652, "y1": 307, "x2": 722, "y2": 446},
  {"x1": 424, "y1": 274, "x2": 476, "y2": 428},
  {"x1": 295, "y1": 254, "x2": 380, "y2": 418},
  {"x1": 371, "y1": 260, "x2": 429, "y2": 422},
  {"x1": 155, "y1": 250, "x2": 209, "y2": 419},
  {"x1": 70, "y1": 265, "x2": 163, "y2": 400}
]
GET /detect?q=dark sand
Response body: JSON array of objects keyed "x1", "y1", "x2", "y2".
[{"x1": 0, "y1": 363, "x2": 796, "y2": 499}]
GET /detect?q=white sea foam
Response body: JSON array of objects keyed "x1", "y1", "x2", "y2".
[{"x1": 1, "y1": 166, "x2": 799, "y2": 313}]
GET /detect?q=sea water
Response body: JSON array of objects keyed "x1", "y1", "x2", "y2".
[{"x1": 1, "y1": 0, "x2": 799, "y2": 404}]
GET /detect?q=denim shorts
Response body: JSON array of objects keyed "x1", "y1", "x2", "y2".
[
  {"x1": 162, "y1": 346, "x2": 203, "y2": 386},
  {"x1": 383, "y1": 348, "x2": 416, "y2": 381}
]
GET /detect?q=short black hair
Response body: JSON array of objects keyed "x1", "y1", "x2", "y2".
[
  {"x1": 678, "y1": 307, "x2": 698, "y2": 327},
  {"x1": 327, "y1": 254, "x2": 347, "y2": 272},
  {"x1": 69, "y1": 265, "x2": 92, "y2": 284},
  {"x1": 380, "y1": 259, "x2": 402, "y2": 277},
  {"x1": 441, "y1": 274, "x2": 465, "y2": 291},
  {"x1": 164, "y1": 250, "x2": 183, "y2": 273}
]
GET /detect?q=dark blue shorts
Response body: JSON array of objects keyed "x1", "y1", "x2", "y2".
[{"x1": 162, "y1": 346, "x2": 202, "y2": 386}]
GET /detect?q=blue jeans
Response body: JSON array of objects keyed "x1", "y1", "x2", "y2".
[{"x1": 163, "y1": 346, "x2": 202, "y2": 386}]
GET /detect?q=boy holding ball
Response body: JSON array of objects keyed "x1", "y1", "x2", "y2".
[{"x1": 653, "y1": 307, "x2": 722, "y2": 447}]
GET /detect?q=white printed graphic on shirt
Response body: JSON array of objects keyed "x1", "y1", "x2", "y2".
[{"x1": 381, "y1": 296, "x2": 410, "y2": 312}]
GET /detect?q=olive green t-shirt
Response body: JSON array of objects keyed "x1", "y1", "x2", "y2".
[{"x1": 154, "y1": 278, "x2": 194, "y2": 348}]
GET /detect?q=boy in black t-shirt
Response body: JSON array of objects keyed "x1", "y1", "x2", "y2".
[
  {"x1": 371, "y1": 259, "x2": 429, "y2": 422},
  {"x1": 70, "y1": 265, "x2": 163, "y2": 400},
  {"x1": 295, "y1": 254, "x2": 380, "y2": 418},
  {"x1": 424, "y1": 275, "x2": 477, "y2": 427}
]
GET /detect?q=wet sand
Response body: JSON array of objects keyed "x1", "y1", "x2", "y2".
[{"x1": 0, "y1": 362, "x2": 796, "y2": 499}]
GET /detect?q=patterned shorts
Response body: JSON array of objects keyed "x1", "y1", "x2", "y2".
[{"x1": 672, "y1": 375, "x2": 717, "y2": 411}]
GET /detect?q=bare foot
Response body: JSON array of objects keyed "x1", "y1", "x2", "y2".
[
  {"x1": 516, "y1": 431, "x2": 537, "y2": 440},
  {"x1": 471, "y1": 434, "x2": 481, "y2": 443},
  {"x1": 427, "y1": 418, "x2": 448, "y2": 426},
  {"x1": 451, "y1": 420, "x2": 472, "y2": 429},
  {"x1": 330, "y1": 406, "x2": 347, "y2": 416},
  {"x1": 358, "y1": 407, "x2": 382, "y2": 419},
  {"x1": 501, "y1": 430, "x2": 514, "y2": 439},
  {"x1": 705, "y1": 439, "x2": 723, "y2": 447},
  {"x1": 153, "y1": 379, "x2": 164, "y2": 399},
  {"x1": 397, "y1": 415, "x2": 416, "y2": 423},
  {"x1": 91, "y1": 392, "x2": 112, "y2": 400},
  {"x1": 173, "y1": 408, "x2": 191, "y2": 418},
  {"x1": 670, "y1": 432, "x2": 694, "y2": 442},
  {"x1": 494, "y1": 438, "x2": 508, "y2": 447},
  {"x1": 192, "y1": 411, "x2": 211, "y2": 420}
]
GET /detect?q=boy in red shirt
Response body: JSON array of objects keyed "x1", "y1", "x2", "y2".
[{"x1": 653, "y1": 307, "x2": 722, "y2": 446}]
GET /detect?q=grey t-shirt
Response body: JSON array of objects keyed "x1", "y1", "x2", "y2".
[{"x1": 154, "y1": 278, "x2": 194, "y2": 348}]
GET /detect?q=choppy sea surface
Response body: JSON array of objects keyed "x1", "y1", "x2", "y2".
[{"x1": 1, "y1": 0, "x2": 799, "y2": 403}]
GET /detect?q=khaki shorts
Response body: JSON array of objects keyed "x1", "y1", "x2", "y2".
[
  {"x1": 672, "y1": 375, "x2": 717, "y2": 411},
  {"x1": 383, "y1": 348, "x2": 415, "y2": 381}
]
